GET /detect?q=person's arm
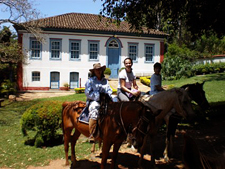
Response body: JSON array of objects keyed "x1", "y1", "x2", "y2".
[
  {"x1": 133, "y1": 79, "x2": 139, "y2": 90},
  {"x1": 85, "y1": 79, "x2": 100, "y2": 101},
  {"x1": 132, "y1": 79, "x2": 141, "y2": 96},
  {"x1": 120, "y1": 78, "x2": 131, "y2": 93},
  {"x1": 155, "y1": 85, "x2": 164, "y2": 91}
]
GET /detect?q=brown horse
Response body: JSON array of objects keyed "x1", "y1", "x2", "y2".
[
  {"x1": 183, "y1": 134, "x2": 225, "y2": 169},
  {"x1": 163, "y1": 82, "x2": 210, "y2": 161},
  {"x1": 62, "y1": 101, "x2": 92, "y2": 166},
  {"x1": 135, "y1": 88, "x2": 196, "y2": 167}
]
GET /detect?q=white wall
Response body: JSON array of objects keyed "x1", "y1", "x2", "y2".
[{"x1": 22, "y1": 31, "x2": 163, "y2": 88}]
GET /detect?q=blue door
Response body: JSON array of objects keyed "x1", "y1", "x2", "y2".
[
  {"x1": 70, "y1": 72, "x2": 79, "y2": 89},
  {"x1": 107, "y1": 39, "x2": 120, "y2": 78},
  {"x1": 50, "y1": 72, "x2": 59, "y2": 89}
]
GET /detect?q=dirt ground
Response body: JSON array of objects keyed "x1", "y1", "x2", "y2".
[{"x1": 4, "y1": 80, "x2": 225, "y2": 169}]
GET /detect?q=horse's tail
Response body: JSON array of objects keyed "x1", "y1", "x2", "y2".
[{"x1": 61, "y1": 102, "x2": 71, "y2": 136}]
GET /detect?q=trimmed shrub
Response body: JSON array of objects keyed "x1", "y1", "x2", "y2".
[
  {"x1": 192, "y1": 62, "x2": 225, "y2": 75},
  {"x1": 104, "y1": 67, "x2": 111, "y2": 75},
  {"x1": 75, "y1": 87, "x2": 85, "y2": 94},
  {"x1": 119, "y1": 67, "x2": 125, "y2": 72},
  {"x1": 140, "y1": 76, "x2": 150, "y2": 86},
  {"x1": 21, "y1": 100, "x2": 62, "y2": 147}
]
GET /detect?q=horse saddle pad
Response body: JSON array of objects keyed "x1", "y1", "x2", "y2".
[{"x1": 78, "y1": 106, "x2": 90, "y2": 124}]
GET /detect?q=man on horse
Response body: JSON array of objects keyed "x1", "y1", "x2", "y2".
[{"x1": 85, "y1": 63, "x2": 112, "y2": 139}]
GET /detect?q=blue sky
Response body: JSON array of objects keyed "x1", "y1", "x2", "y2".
[
  {"x1": 1, "y1": 0, "x2": 103, "y2": 31},
  {"x1": 35, "y1": 0, "x2": 103, "y2": 17}
]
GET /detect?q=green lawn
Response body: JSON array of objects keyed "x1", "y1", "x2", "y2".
[{"x1": 0, "y1": 73, "x2": 224, "y2": 168}]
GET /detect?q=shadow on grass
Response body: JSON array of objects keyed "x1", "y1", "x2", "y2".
[{"x1": 24, "y1": 134, "x2": 64, "y2": 147}]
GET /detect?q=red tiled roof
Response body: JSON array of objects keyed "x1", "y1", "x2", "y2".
[{"x1": 26, "y1": 13, "x2": 167, "y2": 36}]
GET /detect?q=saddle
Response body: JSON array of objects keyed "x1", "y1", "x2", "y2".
[{"x1": 78, "y1": 106, "x2": 90, "y2": 124}]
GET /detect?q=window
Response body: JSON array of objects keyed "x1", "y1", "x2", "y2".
[
  {"x1": 30, "y1": 38, "x2": 41, "y2": 59},
  {"x1": 50, "y1": 39, "x2": 62, "y2": 59},
  {"x1": 108, "y1": 40, "x2": 119, "y2": 48},
  {"x1": 128, "y1": 43, "x2": 138, "y2": 61},
  {"x1": 70, "y1": 40, "x2": 81, "y2": 60},
  {"x1": 32, "y1": 71, "x2": 40, "y2": 81},
  {"x1": 88, "y1": 41, "x2": 99, "y2": 60},
  {"x1": 145, "y1": 44, "x2": 154, "y2": 62}
]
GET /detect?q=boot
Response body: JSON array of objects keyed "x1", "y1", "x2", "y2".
[{"x1": 89, "y1": 119, "x2": 98, "y2": 139}]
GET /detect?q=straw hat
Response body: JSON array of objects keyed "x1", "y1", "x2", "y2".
[{"x1": 89, "y1": 63, "x2": 106, "y2": 73}]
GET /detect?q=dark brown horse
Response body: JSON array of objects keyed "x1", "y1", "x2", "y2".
[
  {"x1": 98, "y1": 93, "x2": 158, "y2": 169},
  {"x1": 135, "y1": 88, "x2": 196, "y2": 167},
  {"x1": 163, "y1": 82, "x2": 210, "y2": 161}
]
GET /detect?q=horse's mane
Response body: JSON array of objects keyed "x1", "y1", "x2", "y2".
[{"x1": 62, "y1": 101, "x2": 86, "y2": 112}]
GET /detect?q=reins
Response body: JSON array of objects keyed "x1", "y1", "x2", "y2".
[{"x1": 132, "y1": 115, "x2": 150, "y2": 136}]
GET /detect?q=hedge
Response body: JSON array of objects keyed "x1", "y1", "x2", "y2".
[{"x1": 21, "y1": 100, "x2": 62, "y2": 147}]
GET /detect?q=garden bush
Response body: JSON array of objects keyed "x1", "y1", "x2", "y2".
[
  {"x1": 0, "y1": 79, "x2": 17, "y2": 97},
  {"x1": 104, "y1": 67, "x2": 111, "y2": 75},
  {"x1": 74, "y1": 87, "x2": 85, "y2": 93},
  {"x1": 21, "y1": 100, "x2": 62, "y2": 147},
  {"x1": 140, "y1": 76, "x2": 150, "y2": 86},
  {"x1": 192, "y1": 62, "x2": 225, "y2": 75}
]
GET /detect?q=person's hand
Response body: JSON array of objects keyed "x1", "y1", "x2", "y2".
[
  {"x1": 131, "y1": 89, "x2": 141, "y2": 97},
  {"x1": 96, "y1": 84, "x2": 102, "y2": 90},
  {"x1": 99, "y1": 86, "x2": 105, "y2": 93}
]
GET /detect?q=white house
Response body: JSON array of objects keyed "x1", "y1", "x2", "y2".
[{"x1": 15, "y1": 13, "x2": 167, "y2": 90}]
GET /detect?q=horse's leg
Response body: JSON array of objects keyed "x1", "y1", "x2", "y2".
[
  {"x1": 63, "y1": 128, "x2": 73, "y2": 166},
  {"x1": 71, "y1": 129, "x2": 81, "y2": 166},
  {"x1": 163, "y1": 136, "x2": 170, "y2": 162},
  {"x1": 138, "y1": 135, "x2": 149, "y2": 168},
  {"x1": 101, "y1": 139, "x2": 112, "y2": 169},
  {"x1": 111, "y1": 141, "x2": 123, "y2": 169},
  {"x1": 149, "y1": 134, "x2": 155, "y2": 166},
  {"x1": 91, "y1": 142, "x2": 96, "y2": 153}
]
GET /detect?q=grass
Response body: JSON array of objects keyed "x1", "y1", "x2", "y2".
[{"x1": 0, "y1": 73, "x2": 225, "y2": 168}]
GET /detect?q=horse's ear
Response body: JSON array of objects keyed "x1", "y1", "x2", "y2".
[
  {"x1": 184, "y1": 86, "x2": 190, "y2": 92},
  {"x1": 176, "y1": 88, "x2": 184, "y2": 96}
]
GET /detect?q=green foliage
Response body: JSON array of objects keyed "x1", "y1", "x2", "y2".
[
  {"x1": 140, "y1": 76, "x2": 150, "y2": 86},
  {"x1": 104, "y1": 67, "x2": 111, "y2": 75},
  {"x1": 192, "y1": 62, "x2": 225, "y2": 75},
  {"x1": 0, "y1": 79, "x2": 17, "y2": 96},
  {"x1": 162, "y1": 43, "x2": 197, "y2": 80},
  {"x1": 20, "y1": 100, "x2": 62, "y2": 147},
  {"x1": 195, "y1": 32, "x2": 224, "y2": 57},
  {"x1": 119, "y1": 67, "x2": 125, "y2": 72}
]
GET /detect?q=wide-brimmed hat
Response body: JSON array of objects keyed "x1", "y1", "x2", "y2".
[{"x1": 89, "y1": 63, "x2": 106, "y2": 73}]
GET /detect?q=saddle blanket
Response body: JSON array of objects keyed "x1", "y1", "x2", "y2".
[{"x1": 78, "y1": 106, "x2": 90, "y2": 124}]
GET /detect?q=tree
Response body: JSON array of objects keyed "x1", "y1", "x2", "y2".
[
  {"x1": 0, "y1": 0, "x2": 42, "y2": 38},
  {"x1": 100, "y1": 0, "x2": 225, "y2": 40},
  {"x1": 0, "y1": 26, "x2": 23, "y2": 82}
]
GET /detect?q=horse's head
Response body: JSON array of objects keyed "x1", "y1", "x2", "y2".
[
  {"x1": 182, "y1": 82, "x2": 210, "y2": 110},
  {"x1": 174, "y1": 88, "x2": 196, "y2": 120}
]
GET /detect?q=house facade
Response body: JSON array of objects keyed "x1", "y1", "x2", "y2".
[{"x1": 15, "y1": 13, "x2": 167, "y2": 90}]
